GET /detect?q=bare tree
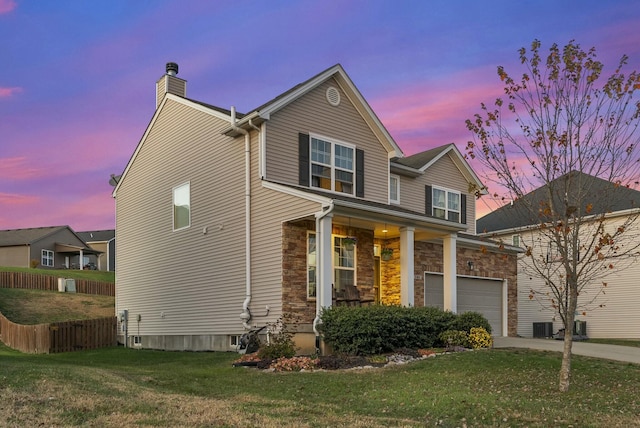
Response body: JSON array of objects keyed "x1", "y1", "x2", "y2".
[{"x1": 466, "y1": 40, "x2": 640, "y2": 392}]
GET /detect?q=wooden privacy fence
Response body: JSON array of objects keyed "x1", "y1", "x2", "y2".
[
  {"x1": 0, "y1": 271, "x2": 114, "y2": 296},
  {"x1": 0, "y1": 313, "x2": 117, "y2": 354}
]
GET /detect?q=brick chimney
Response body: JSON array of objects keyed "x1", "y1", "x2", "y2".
[{"x1": 156, "y1": 62, "x2": 186, "y2": 108}]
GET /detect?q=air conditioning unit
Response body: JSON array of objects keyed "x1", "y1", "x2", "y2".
[{"x1": 533, "y1": 322, "x2": 554, "y2": 338}]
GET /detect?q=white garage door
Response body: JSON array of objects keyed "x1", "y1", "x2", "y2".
[{"x1": 425, "y1": 274, "x2": 503, "y2": 336}]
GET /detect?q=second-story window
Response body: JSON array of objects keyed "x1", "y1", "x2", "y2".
[
  {"x1": 310, "y1": 135, "x2": 354, "y2": 195},
  {"x1": 173, "y1": 182, "x2": 191, "y2": 231},
  {"x1": 432, "y1": 186, "x2": 460, "y2": 222},
  {"x1": 390, "y1": 174, "x2": 400, "y2": 204}
]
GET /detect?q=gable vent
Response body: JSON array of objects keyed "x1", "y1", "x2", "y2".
[{"x1": 326, "y1": 86, "x2": 341, "y2": 106}]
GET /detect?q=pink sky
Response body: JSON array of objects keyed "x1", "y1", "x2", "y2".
[{"x1": 2, "y1": 1, "x2": 640, "y2": 231}]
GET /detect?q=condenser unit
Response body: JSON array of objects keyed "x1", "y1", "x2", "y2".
[{"x1": 532, "y1": 322, "x2": 554, "y2": 338}]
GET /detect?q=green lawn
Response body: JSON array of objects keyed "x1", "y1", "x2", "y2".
[
  {"x1": 586, "y1": 338, "x2": 640, "y2": 348},
  {"x1": 1, "y1": 344, "x2": 639, "y2": 427},
  {"x1": 0, "y1": 266, "x2": 114, "y2": 283}
]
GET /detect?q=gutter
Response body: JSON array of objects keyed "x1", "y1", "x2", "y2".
[{"x1": 231, "y1": 106, "x2": 254, "y2": 330}]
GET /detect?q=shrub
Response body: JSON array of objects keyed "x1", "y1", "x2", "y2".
[
  {"x1": 257, "y1": 316, "x2": 297, "y2": 360},
  {"x1": 319, "y1": 305, "x2": 457, "y2": 355},
  {"x1": 468, "y1": 327, "x2": 493, "y2": 349},
  {"x1": 439, "y1": 330, "x2": 469, "y2": 348},
  {"x1": 451, "y1": 311, "x2": 492, "y2": 335}
]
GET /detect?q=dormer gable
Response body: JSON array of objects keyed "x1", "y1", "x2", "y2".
[{"x1": 224, "y1": 64, "x2": 403, "y2": 159}]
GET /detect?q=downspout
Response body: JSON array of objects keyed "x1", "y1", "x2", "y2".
[
  {"x1": 231, "y1": 106, "x2": 254, "y2": 329},
  {"x1": 312, "y1": 202, "x2": 335, "y2": 351}
]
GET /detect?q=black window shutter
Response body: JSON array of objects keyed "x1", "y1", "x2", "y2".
[
  {"x1": 356, "y1": 149, "x2": 364, "y2": 197},
  {"x1": 461, "y1": 194, "x2": 467, "y2": 224},
  {"x1": 299, "y1": 133, "x2": 310, "y2": 187},
  {"x1": 425, "y1": 185, "x2": 432, "y2": 216}
]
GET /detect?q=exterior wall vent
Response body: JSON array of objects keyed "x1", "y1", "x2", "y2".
[{"x1": 326, "y1": 86, "x2": 340, "y2": 106}]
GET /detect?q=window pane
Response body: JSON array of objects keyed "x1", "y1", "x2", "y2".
[
  {"x1": 307, "y1": 233, "x2": 317, "y2": 298},
  {"x1": 434, "y1": 207, "x2": 446, "y2": 219},
  {"x1": 311, "y1": 164, "x2": 331, "y2": 189},
  {"x1": 335, "y1": 170, "x2": 353, "y2": 194},
  {"x1": 448, "y1": 192, "x2": 460, "y2": 211},
  {"x1": 311, "y1": 138, "x2": 331, "y2": 165},
  {"x1": 173, "y1": 183, "x2": 190, "y2": 230},
  {"x1": 390, "y1": 176, "x2": 398, "y2": 202},
  {"x1": 334, "y1": 144, "x2": 353, "y2": 170},
  {"x1": 308, "y1": 266, "x2": 316, "y2": 298},
  {"x1": 448, "y1": 211, "x2": 460, "y2": 222},
  {"x1": 433, "y1": 188, "x2": 446, "y2": 208},
  {"x1": 334, "y1": 269, "x2": 354, "y2": 292},
  {"x1": 334, "y1": 237, "x2": 355, "y2": 267}
]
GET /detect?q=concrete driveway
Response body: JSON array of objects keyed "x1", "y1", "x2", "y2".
[{"x1": 493, "y1": 337, "x2": 640, "y2": 364}]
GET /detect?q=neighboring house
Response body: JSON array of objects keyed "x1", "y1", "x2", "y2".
[
  {"x1": 0, "y1": 226, "x2": 100, "y2": 270},
  {"x1": 113, "y1": 63, "x2": 519, "y2": 352},
  {"x1": 477, "y1": 172, "x2": 640, "y2": 339},
  {"x1": 77, "y1": 230, "x2": 116, "y2": 271}
]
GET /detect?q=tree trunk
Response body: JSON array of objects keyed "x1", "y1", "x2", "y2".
[
  {"x1": 559, "y1": 325, "x2": 574, "y2": 392},
  {"x1": 559, "y1": 283, "x2": 578, "y2": 392}
]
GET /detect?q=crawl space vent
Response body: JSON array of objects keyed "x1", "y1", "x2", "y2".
[{"x1": 326, "y1": 86, "x2": 340, "y2": 106}]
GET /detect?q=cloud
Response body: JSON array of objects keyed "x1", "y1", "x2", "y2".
[
  {"x1": 0, "y1": 87, "x2": 22, "y2": 98},
  {"x1": 370, "y1": 66, "x2": 504, "y2": 154},
  {"x1": 0, "y1": 0, "x2": 16, "y2": 14},
  {"x1": 0, "y1": 192, "x2": 38, "y2": 206},
  {"x1": 0, "y1": 157, "x2": 42, "y2": 180}
]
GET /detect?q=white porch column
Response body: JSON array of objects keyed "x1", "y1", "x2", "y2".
[
  {"x1": 399, "y1": 226, "x2": 415, "y2": 306},
  {"x1": 79, "y1": 250, "x2": 84, "y2": 270},
  {"x1": 442, "y1": 233, "x2": 457, "y2": 312},
  {"x1": 316, "y1": 212, "x2": 334, "y2": 311}
]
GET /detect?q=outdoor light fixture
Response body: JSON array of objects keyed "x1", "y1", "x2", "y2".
[{"x1": 467, "y1": 261, "x2": 474, "y2": 270}]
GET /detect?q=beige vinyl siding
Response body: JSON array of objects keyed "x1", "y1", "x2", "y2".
[
  {"x1": 506, "y1": 216, "x2": 640, "y2": 339},
  {"x1": 156, "y1": 75, "x2": 186, "y2": 108},
  {"x1": 399, "y1": 153, "x2": 476, "y2": 234},
  {"x1": 116, "y1": 99, "x2": 247, "y2": 337},
  {"x1": 265, "y1": 78, "x2": 390, "y2": 204},
  {"x1": 250, "y1": 131, "x2": 321, "y2": 323}
]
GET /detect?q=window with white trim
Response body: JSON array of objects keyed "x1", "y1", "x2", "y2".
[
  {"x1": 41, "y1": 249, "x2": 54, "y2": 267},
  {"x1": 334, "y1": 236, "x2": 356, "y2": 293},
  {"x1": 173, "y1": 182, "x2": 190, "y2": 230},
  {"x1": 310, "y1": 135, "x2": 354, "y2": 195},
  {"x1": 307, "y1": 232, "x2": 317, "y2": 298},
  {"x1": 432, "y1": 186, "x2": 460, "y2": 222},
  {"x1": 306, "y1": 233, "x2": 357, "y2": 298},
  {"x1": 512, "y1": 235, "x2": 521, "y2": 247},
  {"x1": 390, "y1": 174, "x2": 400, "y2": 204}
]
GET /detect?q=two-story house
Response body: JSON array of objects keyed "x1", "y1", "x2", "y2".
[{"x1": 113, "y1": 63, "x2": 519, "y2": 352}]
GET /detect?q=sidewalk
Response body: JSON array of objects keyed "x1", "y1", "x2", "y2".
[{"x1": 493, "y1": 337, "x2": 640, "y2": 364}]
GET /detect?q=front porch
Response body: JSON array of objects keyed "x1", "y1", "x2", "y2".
[{"x1": 281, "y1": 212, "x2": 519, "y2": 349}]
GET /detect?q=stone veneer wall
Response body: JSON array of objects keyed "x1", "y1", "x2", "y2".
[
  {"x1": 281, "y1": 221, "x2": 375, "y2": 325},
  {"x1": 377, "y1": 238, "x2": 400, "y2": 305}
]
